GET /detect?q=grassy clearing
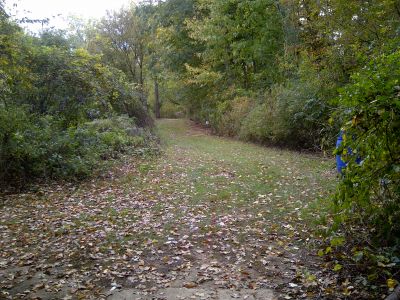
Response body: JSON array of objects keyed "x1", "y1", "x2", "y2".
[
  {"x1": 154, "y1": 119, "x2": 336, "y2": 226},
  {"x1": 0, "y1": 119, "x2": 340, "y2": 300}
]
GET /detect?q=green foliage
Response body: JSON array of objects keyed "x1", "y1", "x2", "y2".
[
  {"x1": 1, "y1": 0, "x2": 400, "y2": 294},
  {"x1": 208, "y1": 95, "x2": 253, "y2": 137},
  {"x1": 239, "y1": 81, "x2": 331, "y2": 149},
  {"x1": 148, "y1": 0, "x2": 340, "y2": 150},
  {"x1": 186, "y1": 0, "x2": 283, "y2": 89},
  {"x1": 206, "y1": 76, "x2": 333, "y2": 150},
  {"x1": 238, "y1": 101, "x2": 272, "y2": 143},
  {"x1": 150, "y1": 0, "x2": 400, "y2": 154},
  {"x1": 0, "y1": 110, "x2": 149, "y2": 184},
  {"x1": 160, "y1": 101, "x2": 184, "y2": 119},
  {"x1": 0, "y1": 14, "x2": 153, "y2": 187},
  {"x1": 334, "y1": 49, "x2": 400, "y2": 244}
]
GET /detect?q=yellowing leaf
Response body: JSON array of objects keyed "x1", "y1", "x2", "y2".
[
  {"x1": 333, "y1": 264, "x2": 342, "y2": 272},
  {"x1": 387, "y1": 278, "x2": 397, "y2": 289},
  {"x1": 307, "y1": 274, "x2": 317, "y2": 282},
  {"x1": 330, "y1": 237, "x2": 345, "y2": 247}
]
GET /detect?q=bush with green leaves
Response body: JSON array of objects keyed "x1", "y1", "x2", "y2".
[
  {"x1": 1, "y1": 13, "x2": 151, "y2": 128},
  {"x1": 0, "y1": 15, "x2": 154, "y2": 187},
  {"x1": 160, "y1": 101, "x2": 184, "y2": 119},
  {"x1": 210, "y1": 96, "x2": 254, "y2": 137},
  {"x1": 11, "y1": 43, "x2": 151, "y2": 128},
  {"x1": 0, "y1": 109, "x2": 150, "y2": 185},
  {"x1": 239, "y1": 101, "x2": 274, "y2": 144},
  {"x1": 334, "y1": 49, "x2": 400, "y2": 245},
  {"x1": 238, "y1": 79, "x2": 332, "y2": 150}
]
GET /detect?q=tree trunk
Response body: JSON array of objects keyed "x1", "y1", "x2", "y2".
[
  {"x1": 138, "y1": 50, "x2": 147, "y2": 108},
  {"x1": 154, "y1": 79, "x2": 160, "y2": 118}
]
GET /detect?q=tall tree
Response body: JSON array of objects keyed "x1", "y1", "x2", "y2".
[
  {"x1": 186, "y1": 0, "x2": 284, "y2": 89},
  {"x1": 88, "y1": 7, "x2": 149, "y2": 106}
]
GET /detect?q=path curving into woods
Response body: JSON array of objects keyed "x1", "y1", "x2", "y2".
[{"x1": 0, "y1": 119, "x2": 337, "y2": 300}]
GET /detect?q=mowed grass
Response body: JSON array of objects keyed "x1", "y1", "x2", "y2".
[{"x1": 153, "y1": 119, "x2": 337, "y2": 232}]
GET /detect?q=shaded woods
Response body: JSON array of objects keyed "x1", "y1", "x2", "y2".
[{"x1": 1, "y1": 0, "x2": 400, "y2": 298}]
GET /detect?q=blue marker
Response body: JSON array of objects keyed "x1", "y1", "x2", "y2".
[
  {"x1": 336, "y1": 130, "x2": 362, "y2": 174},
  {"x1": 336, "y1": 131, "x2": 347, "y2": 174}
]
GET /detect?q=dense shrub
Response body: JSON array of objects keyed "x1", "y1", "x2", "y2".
[
  {"x1": 205, "y1": 79, "x2": 333, "y2": 150},
  {"x1": 160, "y1": 101, "x2": 185, "y2": 119},
  {"x1": 259, "y1": 79, "x2": 331, "y2": 150},
  {"x1": 239, "y1": 102, "x2": 274, "y2": 144},
  {"x1": 8, "y1": 44, "x2": 151, "y2": 128},
  {"x1": 210, "y1": 96, "x2": 253, "y2": 137},
  {"x1": 0, "y1": 15, "x2": 154, "y2": 187},
  {"x1": 0, "y1": 110, "x2": 149, "y2": 185},
  {"x1": 334, "y1": 49, "x2": 400, "y2": 244}
]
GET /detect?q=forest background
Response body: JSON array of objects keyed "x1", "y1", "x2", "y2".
[{"x1": 1, "y1": 0, "x2": 399, "y2": 296}]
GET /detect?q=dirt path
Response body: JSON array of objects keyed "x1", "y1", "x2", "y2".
[{"x1": 0, "y1": 119, "x2": 337, "y2": 300}]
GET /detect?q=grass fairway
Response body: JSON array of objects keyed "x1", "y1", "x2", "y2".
[
  {"x1": 0, "y1": 119, "x2": 338, "y2": 300},
  {"x1": 157, "y1": 119, "x2": 336, "y2": 223}
]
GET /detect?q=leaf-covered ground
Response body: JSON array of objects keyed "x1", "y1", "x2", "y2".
[{"x1": 1, "y1": 119, "x2": 345, "y2": 299}]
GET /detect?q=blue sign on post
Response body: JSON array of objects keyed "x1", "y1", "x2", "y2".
[
  {"x1": 336, "y1": 130, "x2": 361, "y2": 174},
  {"x1": 336, "y1": 131, "x2": 347, "y2": 174}
]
